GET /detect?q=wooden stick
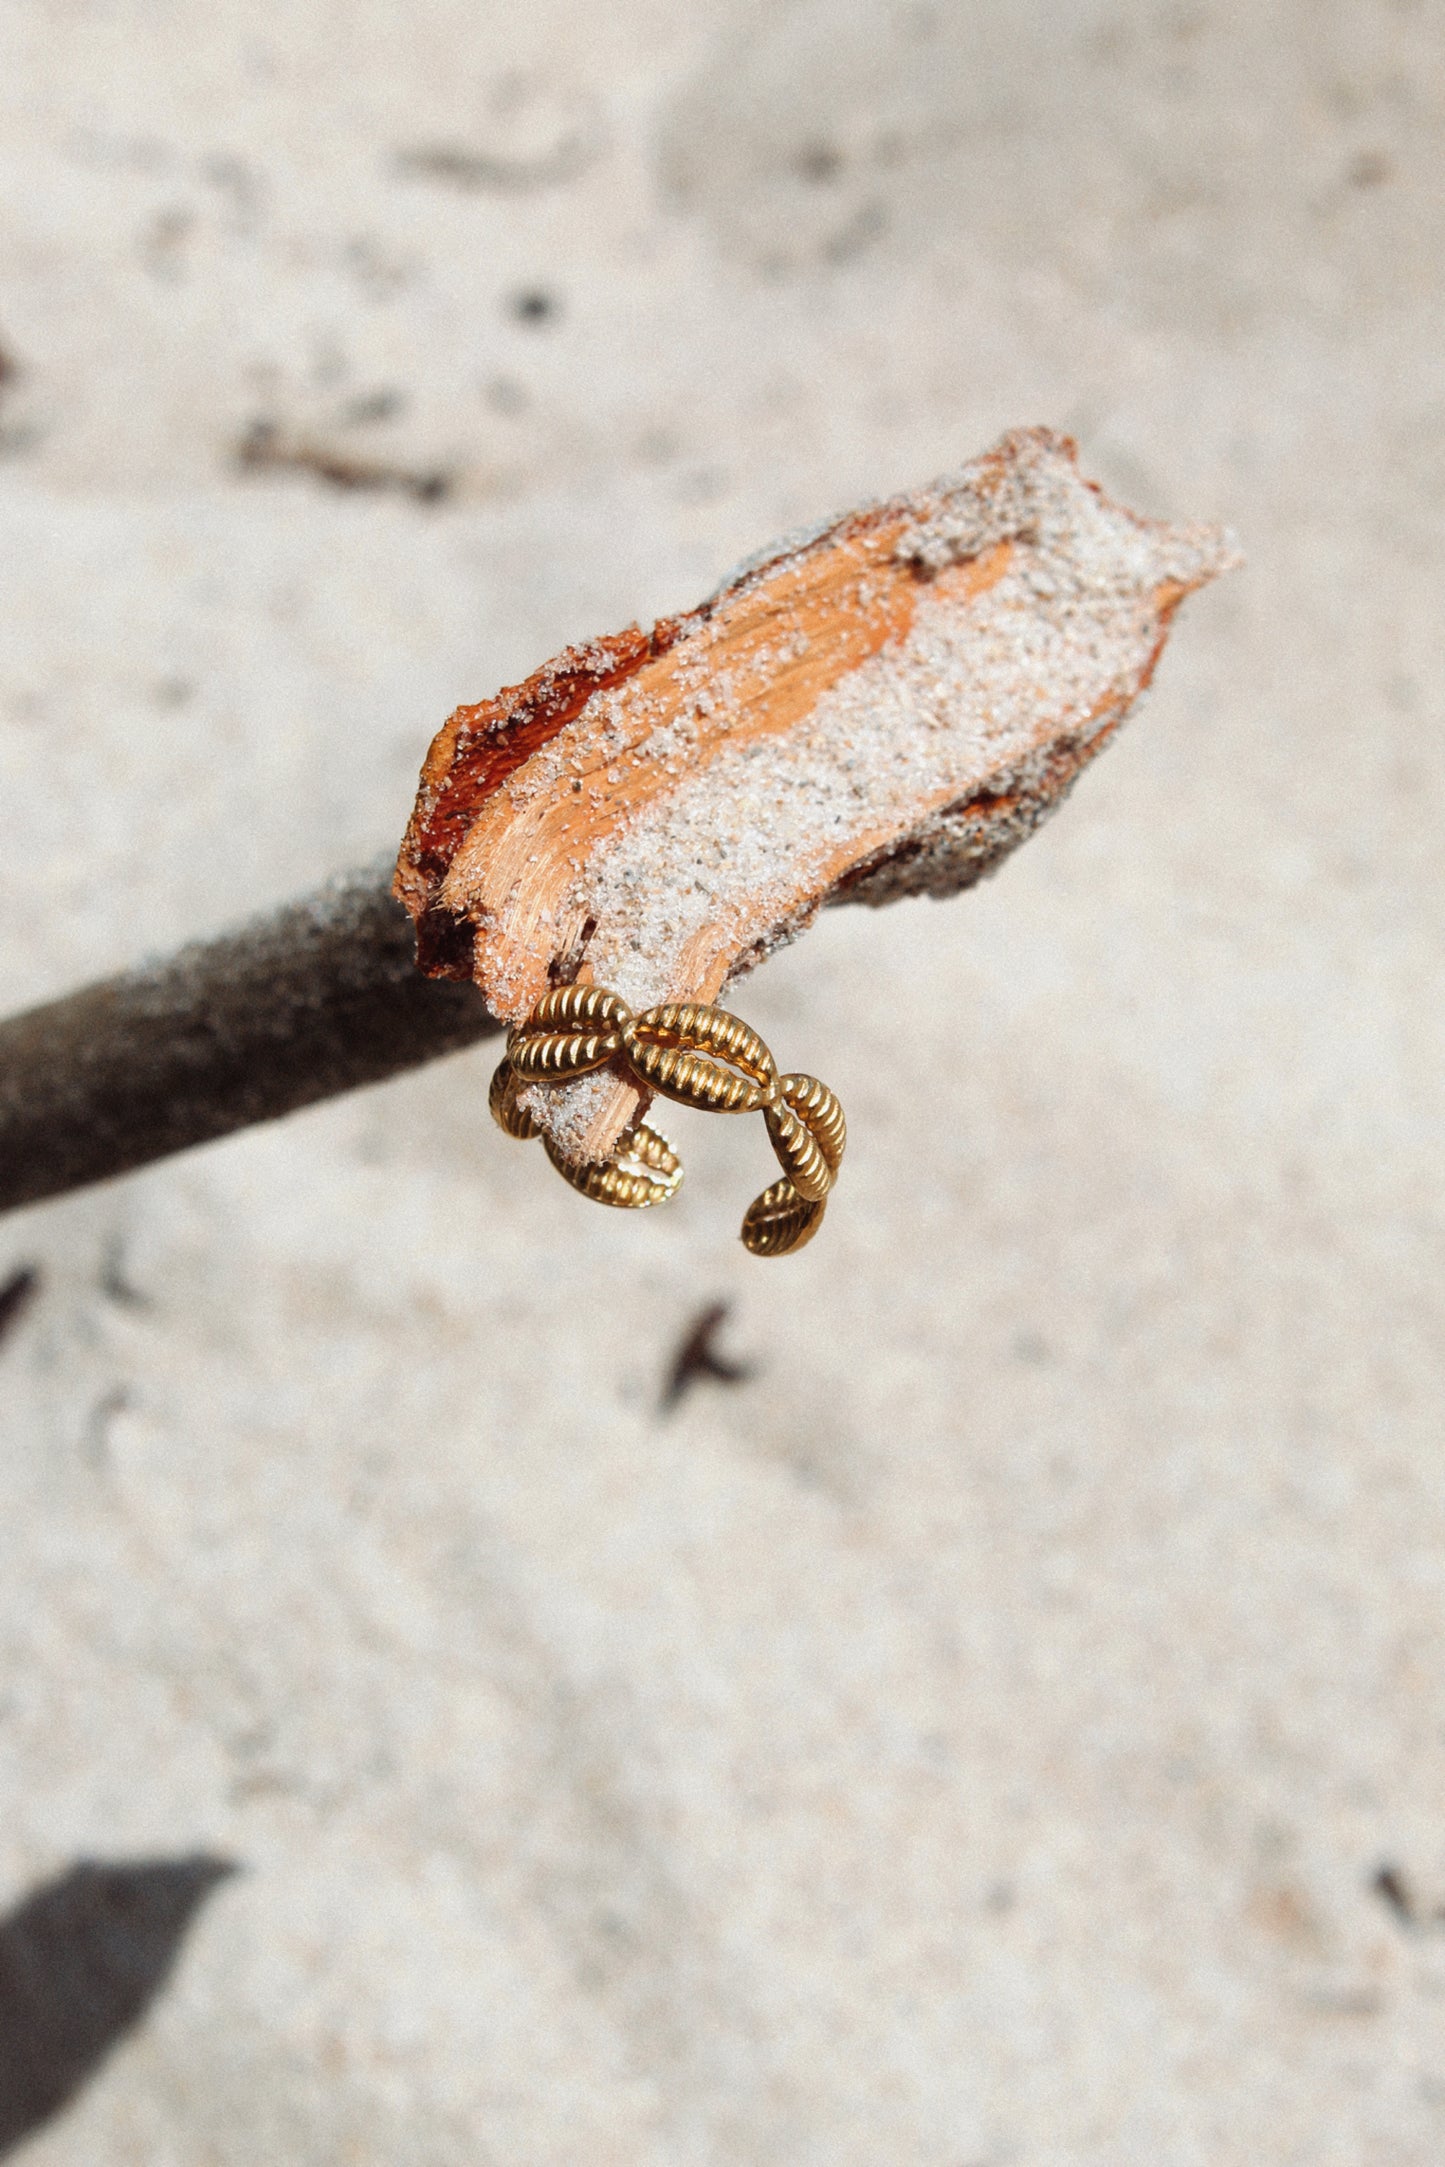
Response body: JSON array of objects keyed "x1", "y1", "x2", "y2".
[
  {"x1": 0, "y1": 864, "x2": 497, "y2": 1216},
  {"x1": 0, "y1": 430, "x2": 1234, "y2": 1218}
]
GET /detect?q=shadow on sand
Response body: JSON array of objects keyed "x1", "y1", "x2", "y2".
[{"x1": 0, "y1": 1854, "x2": 236, "y2": 2155}]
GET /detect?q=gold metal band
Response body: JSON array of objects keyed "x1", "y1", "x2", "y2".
[{"x1": 492, "y1": 985, "x2": 846, "y2": 1258}]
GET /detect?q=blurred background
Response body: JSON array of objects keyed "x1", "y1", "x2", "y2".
[{"x1": 0, "y1": 1, "x2": 1442, "y2": 2159}]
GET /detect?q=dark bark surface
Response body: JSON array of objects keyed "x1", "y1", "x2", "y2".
[{"x1": 0, "y1": 862, "x2": 499, "y2": 1216}]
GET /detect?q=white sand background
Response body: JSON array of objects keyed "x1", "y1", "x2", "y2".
[{"x1": 1, "y1": 1, "x2": 1443, "y2": 2159}]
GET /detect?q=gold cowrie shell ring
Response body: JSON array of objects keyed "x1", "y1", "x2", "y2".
[
  {"x1": 506, "y1": 983, "x2": 631, "y2": 1081},
  {"x1": 543, "y1": 1122, "x2": 684, "y2": 1211},
  {"x1": 488, "y1": 987, "x2": 845, "y2": 1258},
  {"x1": 621, "y1": 1003, "x2": 778, "y2": 1116}
]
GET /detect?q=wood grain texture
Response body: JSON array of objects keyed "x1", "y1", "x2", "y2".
[{"x1": 396, "y1": 428, "x2": 1236, "y2": 1163}]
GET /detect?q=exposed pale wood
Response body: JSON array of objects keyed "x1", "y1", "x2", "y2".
[{"x1": 396, "y1": 427, "x2": 1237, "y2": 1164}]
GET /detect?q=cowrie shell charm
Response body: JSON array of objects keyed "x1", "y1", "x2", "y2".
[{"x1": 492, "y1": 988, "x2": 844, "y2": 1258}]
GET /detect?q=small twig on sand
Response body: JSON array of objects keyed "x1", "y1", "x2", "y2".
[{"x1": 661, "y1": 1300, "x2": 754, "y2": 1411}]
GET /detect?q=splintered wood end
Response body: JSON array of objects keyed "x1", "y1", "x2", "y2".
[{"x1": 396, "y1": 427, "x2": 1237, "y2": 1163}]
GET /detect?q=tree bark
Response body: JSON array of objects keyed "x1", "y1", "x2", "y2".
[{"x1": 0, "y1": 862, "x2": 498, "y2": 1216}]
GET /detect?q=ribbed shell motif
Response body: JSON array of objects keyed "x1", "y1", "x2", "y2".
[
  {"x1": 740, "y1": 1179, "x2": 827, "y2": 1258},
  {"x1": 494, "y1": 986, "x2": 843, "y2": 1256}
]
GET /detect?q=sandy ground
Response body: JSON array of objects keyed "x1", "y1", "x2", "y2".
[{"x1": 0, "y1": 2, "x2": 1442, "y2": 2160}]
